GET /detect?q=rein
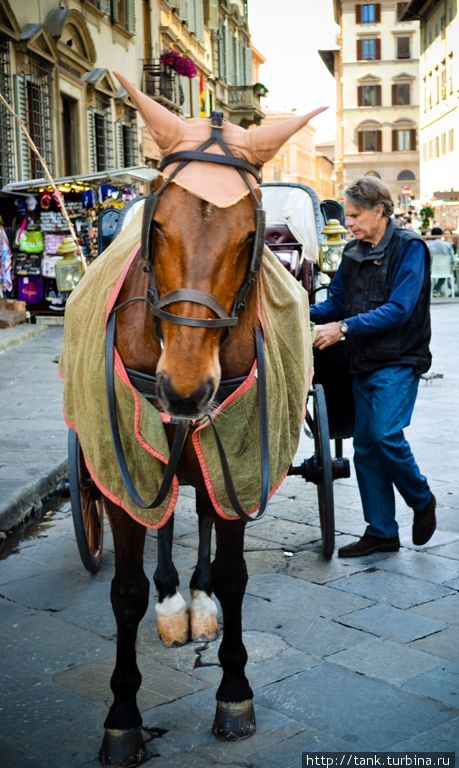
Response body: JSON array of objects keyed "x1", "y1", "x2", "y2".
[{"x1": 105, "y1": 112, "x2": 271, "y2": 522}]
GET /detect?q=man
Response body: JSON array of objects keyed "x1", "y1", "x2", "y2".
[
  {"x1": 310, "y1": 176, "x2": 436, "y2": 557},
  {"x1": 427, "y1": 226, "x2": 455, "y2": 297}
]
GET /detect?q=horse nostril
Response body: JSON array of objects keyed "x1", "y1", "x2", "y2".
[{"x1": 156, "y1": 374, "x2": 215, "y2": 417}]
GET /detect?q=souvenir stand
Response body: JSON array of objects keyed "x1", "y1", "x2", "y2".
[{"x1": 0, "y1": 166, "x2": 157, "y2": 319}]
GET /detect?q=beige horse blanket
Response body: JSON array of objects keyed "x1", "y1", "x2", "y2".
[{"x1": 60, "y1": 209, "x2": 313, "y2": 528}]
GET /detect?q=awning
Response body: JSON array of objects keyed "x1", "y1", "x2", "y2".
[{"x1": 1, "y1": 166, "x2": 158, "y2": 194}]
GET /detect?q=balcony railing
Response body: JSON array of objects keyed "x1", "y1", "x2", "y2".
[
  {"x1": 227, "y1": 85, "x2": 261, "y2": 110},
  {"x1": 142, "y1": 60, "x2": 183, "y2": 110}
]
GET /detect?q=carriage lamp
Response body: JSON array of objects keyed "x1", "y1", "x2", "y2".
[
  {"x1": 319, "y1": 219, "x2": 347, "y2": 275},
  {"x1": 54, "y1": 237, "x2": 84, "y2": 292}
]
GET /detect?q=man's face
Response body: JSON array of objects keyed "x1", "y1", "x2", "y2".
[{"x1": 345, "y1": 201, "x2": 385, "y2": 243}]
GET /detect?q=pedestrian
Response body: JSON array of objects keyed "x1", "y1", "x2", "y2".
[
  {"x1": 310, "y1": 176, "x2": 436, "y2": 557},
  {"x1": 427, "y1": 226, "x2": 455, "y2": 297}
]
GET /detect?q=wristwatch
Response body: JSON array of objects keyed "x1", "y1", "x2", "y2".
[{"x1": 340, "y1": 321, "x2": 349, "y2": 337}]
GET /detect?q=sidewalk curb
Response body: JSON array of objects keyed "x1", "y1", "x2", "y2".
[
  {"x1": 0, "y1": 322, "x2": 49, "y2": 355},
  {"x1": 0, "y1": 458, "x2": 68, "y2": 534}
]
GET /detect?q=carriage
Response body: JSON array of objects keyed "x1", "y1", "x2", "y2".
[{"x1": 68, "y1": 180, "x2": 353, "y2": 575}]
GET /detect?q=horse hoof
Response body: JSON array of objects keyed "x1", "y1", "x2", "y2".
[
  {"x1": 189, "y1": 591, "x2": 218, "y2": 642},
  {"x1": 99, "y1": 727, "x2": 146, "y2": 767},
  {"x1": 155, "y1": 594, "x2": 189, "y2": 647},
  {"x1": 212, "y1": 699, "x2": 256, "y2": 741}
]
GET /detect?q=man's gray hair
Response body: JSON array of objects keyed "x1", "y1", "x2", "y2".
[{"x1": 344, "y1": 177, "x2": 394, "y2": 218}]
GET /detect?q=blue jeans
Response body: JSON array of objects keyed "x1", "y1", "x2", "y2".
[{"x1": 353, "y1": 365, "x2": 431, "y2": 539}]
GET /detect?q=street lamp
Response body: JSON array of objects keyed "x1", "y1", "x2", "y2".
[
  {"x1": 54, "y1": 237, "x2": 84, "y2": 292},
  {"x1": 319, "y1": 218, "x2": 347, "y2": 275}
]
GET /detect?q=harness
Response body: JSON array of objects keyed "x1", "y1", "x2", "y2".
[{"x1": 105, "y1": 112, "x2": 270, "y2": 523}]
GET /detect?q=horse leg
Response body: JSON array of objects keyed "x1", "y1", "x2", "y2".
[
  {"x1": 189, "y1": 490, "x2": 218, "y2": 642},
  {"x1": 211, "y1": 515, "x2": 255, "y2": 740},
  {"x1": 153, "y1": 514, "x2": 189, "y2": 646},
  {"x1": 99, "y1": 502, "x2": 149, "y2": 768}
]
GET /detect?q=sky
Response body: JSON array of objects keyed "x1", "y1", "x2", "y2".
[{"x1": 247, "y1": 0, "x2": 339, "y2": 142}]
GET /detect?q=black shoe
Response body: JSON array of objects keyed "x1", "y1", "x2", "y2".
[
  {"x1": 412, "y1": 494, "x2": 436, "y2": 545},
  {"x1": 338, "y1": 534, "x2": 400, "y2": 558}
]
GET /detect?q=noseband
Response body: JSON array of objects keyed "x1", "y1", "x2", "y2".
[{"x1": 141, "y1": 110, "x2": 266, "y2": 338}]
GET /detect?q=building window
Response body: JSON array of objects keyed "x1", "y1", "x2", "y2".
[
  {"x1": 392, "y1": 128, "x2": 416, "y2": 151},
  {"x1": 449, "y1": 129, "x2": 455, "y2": 152},
  {"x1": 358, "y1": 129, "x2": 382, "y2": 152},
  {"x1": 358, "y1": 84, "x2": 381, "y2": 106},
  {"x1": 116, "y1": 107, "x2": 138, "y2": 168},
  {"x1": 356, "y1": 4, "x2": 381, "y2": 23},
  {"x1": 87, "y1": 93, "x2": 114, "y2": 172},
  {"x1": 396, "y1": 2, "x2": 409, "y2": 18},
  {"x1": 357, "y1": 38, "x2": 381, "y2": 60},
  {"x1": 392, "y1": 82, "x2": 410, "y2": 105},
  {"x1": 435, "y1": 136, "x2": 439, "y2": 157},
  {"x1": 365, "y1": 170, "x2": 381, "y2": 178},
  {"x1": 396, "y1": 36, "x2": 411, "y2": 58},
  {"x1": 15, "y1": 54, "x2": 53, "y2": 180},
  {"x1": 111, "y1": 0, "x2": 136, "y2": 33},
  {"x1": 0, "y1": 35, "x2": 15, "y2": 186},
  {"x1": 397, "y1": 169, "x2": 415, "y2": 181}
]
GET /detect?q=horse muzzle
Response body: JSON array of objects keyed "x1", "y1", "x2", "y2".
[{"x1": 156, "y1": 371, "x2": 216, "y2": 419}]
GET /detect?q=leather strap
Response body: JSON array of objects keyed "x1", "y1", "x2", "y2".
[
  {"x1": 152, "y1": 288, "x2": 238, "y2": 328},
  {"x1": 159, "y1": 151, "x2": 262, "y2": 184}
]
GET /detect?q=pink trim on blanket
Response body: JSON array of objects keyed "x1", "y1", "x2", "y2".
[{"x1": 64, "y1": 417, "x2": 177, "y2": 530}]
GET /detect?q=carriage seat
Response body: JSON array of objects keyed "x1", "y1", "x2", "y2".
[{"x1": 265, "y1": 223, "x2": 315, "y2": 296}]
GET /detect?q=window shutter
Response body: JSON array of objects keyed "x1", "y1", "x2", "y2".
[
  {"x1": 375, "y1": 38, "x2": 381, "y2": 59},
  {"x1": 226, "y1": 27, "x2": 233, "y2": 84},
  {"x1": 188, "y1": 0, "x2": 196, "y2": 32},
  {"x1": 115, "y1": 121, "x2": 123, "y2": 167},
  {"x1": 191, "y1": 75, "x2": 200, "y2": 116},
  {"x1": 392, "y1": 84, "x2": 397, "y2": 104},
  {"x1": 194, "y1": 0, "x2": 204, "y2": 42},
  {"x1": 375, "y1": 3, "x2": 381, "y2": 22},
  {"x1": 355, "y1": 4, "x2": 361, "y2": 23},
  {"x1": 358, "y1": 85, "x2": 363, "y2": 106},
  {"x1": 204, "y1": 0, "x2": 219, "y2": 30},
  {"x1": 111, "y1": 0, "x2": 119, "y2": 23},
  {"x1": 87, "y1": 110, "x2": 97, "y2": 173},
  {"x1": 218, "y1": 23, "x2": 225, "y2": 79},
  {"x1": 99, "y1": 0, "x2": 110, "y2": 14},
  {"x1": 376, "y1": 130, "x2": 382, "y2": 151},
  {"x1": 179, "y1": 0, "x2": 188, "y2": 23},
  {"x1": 357, "y1": 39, "x2": 362, "y2": 59},
  {"x1": 397, "y1": 37, "x2": 410, "y2": 58},
  {"x1": 392, "y1": 129, "x2": 397, "y2": 151},
  {"x1": 410, "y1": 129, "x2": 416, "y2": 151},
  {"x1": 245, "y1": 46, "x2": 252, "y2": 86},
  {"x1": 127, "y1": 0, "x2": 136, "y2": 33},
  {"x1": 376, "y1": 84, "x2": 381, "y2": 105},
  {"x1": 14, "y1": 75, "x2": 31, "y2": 180},
  {"x1": 358, "y1": 132, "x2": 363, "y2": 151}
]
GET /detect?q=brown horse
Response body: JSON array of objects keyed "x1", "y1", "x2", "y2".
[{"x1": 63, "y1": 74, "x2": 325, "y2": 767}]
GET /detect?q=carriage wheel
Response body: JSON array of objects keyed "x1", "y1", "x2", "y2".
[
  {"x1": 306, "y1": 384, "x2": 335, "y2": 558},
  {"x1": 68, "y1": 429, "x2": 104, "y2": 573}
]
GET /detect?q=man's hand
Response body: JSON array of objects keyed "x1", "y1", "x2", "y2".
[{"x1": 312, "y1": 321, "x2": 344, "y2": 350}]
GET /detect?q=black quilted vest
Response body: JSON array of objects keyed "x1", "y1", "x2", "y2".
[{"x1": 342, "y1": 222, "x2": 432, "y2": 375}]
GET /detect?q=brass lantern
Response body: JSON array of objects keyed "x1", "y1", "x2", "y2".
[
  {"x1": 319, "y1": 219, "x2": 347, "y2": 275},
  {"x1": 54, "y1": 237, "x2": 83, "y2": 292}
]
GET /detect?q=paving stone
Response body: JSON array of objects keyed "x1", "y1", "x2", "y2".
[
  {"x1": 423, "y1": 539, "x2": 459, "y2": 559},
  {"x1": 337, "y1": 602, "x2": 448, "y2": 642},
  {"x1": 402, "y1": 662, "x2": 459, "y2": 710},
  {"x1": 330, "y1": 569, "x2": 455, "y2": 608},
  {"x1": 327, "y1": 636, "x2": 445, "y2": 684},
  {"x1": 409, "y1": 627, "x2": 459, "y2": 662},
  {"x1": 409, "y1": 593, "x2": 459, "y2": 627},
  {"x1": 244, "y1": 518, "x2": 323, "y2": 550},
  {"x1": 244, "y1": 547, "x2": 292, "y2": 575},
  {"x1": 246, "y1": 572, "x2": 374, "y2": 618},
  {"x1": 389, "y1": 716, "x2": 459, "y2": 751},
  {"x1": 376, "y1": 549, "x2": 459, "y2": 584},
  {"x1": 286, "y1": 548, "x2": 386, "y2": 584},
  {"x1": 256, "y1": 662, "x2": 457, "y2": 750},
  {"x1": 281, "y1": 615, "x2": 369, "y2": 657}
]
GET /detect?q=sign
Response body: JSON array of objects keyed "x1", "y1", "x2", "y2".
[{"x1": 401, "y1": 186, "x2": 413, "y2": 196}]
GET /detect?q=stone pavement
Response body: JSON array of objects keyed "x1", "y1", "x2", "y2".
[{"x1": 0, "y1": 304, "x2": 458, "y2": 768}]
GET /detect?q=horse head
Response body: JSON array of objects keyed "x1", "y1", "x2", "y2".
[{"x1": 115, "y1": 72, "x2": 326, "y2": 419}]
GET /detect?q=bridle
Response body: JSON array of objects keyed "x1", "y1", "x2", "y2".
[
  {"x1": 140, "y1": 110, "x2": 266, "y2": 339},
  {"x1": 105, "y1": 111, "x2": 270, "y2": 522}
]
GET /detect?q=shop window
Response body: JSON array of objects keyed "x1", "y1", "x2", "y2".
[
  {"x1": 357, "y1": 38, "x2": 381, "y2": 60},
  {"x1": 358, "y1": 129, "x2": 382, "y2": 152},
  {"x1": 88, "y1": 94, "x2": 114, "y2": 172},
  {"x1": 392, "y1": 82, "x2": 410, "y2": 105},
  {"x1": 0, "y1": 34, "x2": 15, "y2": 187},
  {"x1": 356, "y1": 4, "x2": 381, "y2": 23},
  {"x1": 396, "y1": 36, "x2": 411, "y2": 58},
  {"x1": 358, "y1": 84, "x2": 382, "y2": 106},
  {"x1": 15, "y1": 54, "x2": 53, "y2": 180},
  {"x1": 392, "y1": 128, "x2": 416, "y2": 151}
]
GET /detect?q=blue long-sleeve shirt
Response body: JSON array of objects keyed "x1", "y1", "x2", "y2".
[{"x1": 309, "y1": 237, "x2": 426, "y2": 335}]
